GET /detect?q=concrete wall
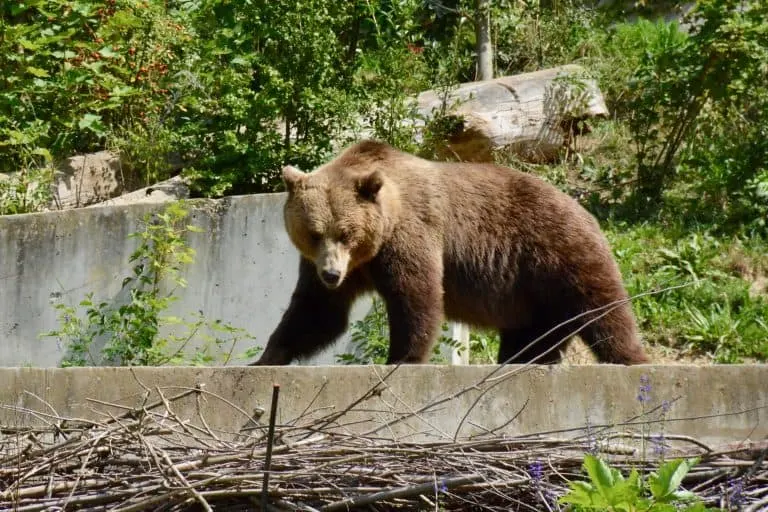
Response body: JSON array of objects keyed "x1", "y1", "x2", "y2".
[
  {"x1": 0, "y1": 194, "x2": 374, "y2": 367},
  {"x1": 1, "y1": 365, "x2": 766, "y2": 447}
]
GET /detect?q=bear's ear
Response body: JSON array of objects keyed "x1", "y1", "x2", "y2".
[
  {"x1": 282, "y1": 165, "x2": 305, "y2": 194},
  {"x1": 356, "y1": 171, "x2": 383, "y2": 202}
]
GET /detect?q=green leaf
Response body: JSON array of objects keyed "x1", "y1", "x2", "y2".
[
  {"x1": 26, "y1": 66, "x2": 50, "y2": 78},
  {"x1": 18, "y1": 38, "x2": 41, "y2": 51},
  {"x1": 31, "y1": 147, "x2": 52, "y2": 162},
  {"x1": 109, "y1": 85, "x2": 136, "y2": 97},
  {"x1": 583, "y1": 455, "x2": 616, "y2": 497},
  {"x1": 648, "y1": 504, "x2": 678, "y2": 512},
  {"x1": 77, "y1": 114, "x2": 107, "y2": 136},
  {"x1": 672, "y1": 490, "x2": 698, "y2": 502},
  {"x1": 559, "y1": 481, "x2": 603, "y2": 507},
  {"x1": 649, "y1": 457, "x2": 699, "y2": 501},
  {"x1": 52, "y1": 50, "x2": 77, "y2": 59},
  {"x1": 98, "y1": 46, "x2": 118, "y2": 58}
]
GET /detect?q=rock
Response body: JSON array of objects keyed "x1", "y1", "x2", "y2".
[
  {"x1": 86, "y1": 175, "x2": 190, "y2": 208},
  {"x1": 415, "y1": 64, "x2": 609, "y2": 163},
  {"x1": 51, "y1": 150, "x2": 142, "y2": 209}
]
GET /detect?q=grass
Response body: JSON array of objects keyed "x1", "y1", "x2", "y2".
[{"x1": 606, "y1": 223, "x2": 768, "y2": 363}]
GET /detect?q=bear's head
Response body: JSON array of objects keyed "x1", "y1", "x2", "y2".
[{"x1": 280, "y1": 159, "x2": 400, "y2": 289}]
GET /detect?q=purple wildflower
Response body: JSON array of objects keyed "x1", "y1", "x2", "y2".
[
  {"x1": 585, "y1": 418, "x2": 599, "y2": 455},
  {"x1": 661, "y1": 399, "x2": 671, "y2": 414},
  {"x1": 727, "y1": 477, "x2": 744, "y2": 507},
  {"x1": 637, "y1": 374, "x2": 652, "y2": 404},
  {"x1": 529, "y1": 460, "x2": 544, "y2": 482}
]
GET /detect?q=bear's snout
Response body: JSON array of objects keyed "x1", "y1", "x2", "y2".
[
  {"x1": 320, "y1": 269, "x2": 342, "y2": 288},
  {"x1": 316, "y1": 241, "x2": 350, "y2": 289}
]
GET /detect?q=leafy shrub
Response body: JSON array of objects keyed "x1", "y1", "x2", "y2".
[
  {"x1": 339, "y1": 296, "x2": 463, "y2": 365},
  {"x1": 560, "y1": 454, "x2": 717, "y2": 511},
  {"x1": 625, "y1": 0, "x2": 768, "y2": 217},
  {"x1": 493, "y1": 0, "x2": 604, "y2": 76},
  {"x1": 0, "y1": 0, "x2": 186, "y2": 180},
  {"x1": 0, "y1": 165, "x2": 54, "y2": 215}
]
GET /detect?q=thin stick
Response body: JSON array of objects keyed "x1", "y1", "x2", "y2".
[
  {"x1": 320, "y1": 474, "x2": 489, "y2": 511},
  {"x1": 261, "y1": 383, "x2": 281, "y2": 512}
]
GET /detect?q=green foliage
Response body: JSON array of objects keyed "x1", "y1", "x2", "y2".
[
  {"x1": 594, "y1": 18, "x2": 689, "y2": 118},
  {"x1": 493, "y1": 0, "x2": 605, "y2": 76},
  {"x1": 468, "y1": 329, "x2": 500, "y2": 365},
  {"x1": 0, "y1": 0, "x2": 186, "y2": 181},
  {"x1": 0, "y1": 0, "x2": 443, "y2": 197},
  {"x1": 625, "y1": 0, "x2": 768, "y2": 216},
  {"x1": 0, "y1": 165, "x2": 54, "y2": 215},
  {"x1": 607, "y1": 224, "x2": 768, "y2": 363},
  {"x1": 43, "y1": 201, "x2": 258, "y2": 366},
  {"x1": 559, "y1": 454, "x2": 716, "y2": 511}
]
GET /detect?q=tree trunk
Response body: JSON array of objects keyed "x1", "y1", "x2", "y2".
[{"x1": 475, "y1": 0, "x2": 493, "y2": 81}]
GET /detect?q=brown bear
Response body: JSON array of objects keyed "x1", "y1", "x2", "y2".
[{"x1": 252, "y1": 140, "x2": 650, "y2": 366}]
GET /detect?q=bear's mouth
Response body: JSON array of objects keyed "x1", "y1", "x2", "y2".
[{"x1": 319, "y1": 268, "x2": 343, "y2": 289}]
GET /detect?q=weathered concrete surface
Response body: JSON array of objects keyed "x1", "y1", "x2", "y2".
[
  {"x1": 0, "y1": 365, "x2": 765, "y2": 448},
  {"x1": 0, "y1": 194, "x2": 372, "y2": 367}
]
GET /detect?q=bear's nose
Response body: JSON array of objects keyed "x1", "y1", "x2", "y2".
[{"x1": 321, "y1": 269, "x2": 341, "y2": 287}]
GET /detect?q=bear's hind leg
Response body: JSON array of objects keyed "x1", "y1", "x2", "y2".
[
  {"x1": 579, "y1": 305, "x2": 650, "y2": 365},
  {"x1": 498, "y1": 326, "x2": 572, "y2": 365}
]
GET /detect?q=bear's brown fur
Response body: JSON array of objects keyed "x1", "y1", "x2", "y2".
[{"x1": 252, "y1": 140, "x2": 650, "y2": 366}]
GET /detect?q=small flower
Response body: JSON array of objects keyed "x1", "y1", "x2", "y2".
[
  {"x1": 637, "y1": 374, "x2": 652, "y2": 404},
  {"x1": 727, "y1": 477, "x2": 744, "y2": 507},
  {"x1": 528, "y1": 460, "x2": 544, "y2": 482},
  {"x1": 661, "y1": 399, "x2": 671, "y2": 413},
  {"x1": 434, "y1": 479, "x2": 448, "y2": 494}
]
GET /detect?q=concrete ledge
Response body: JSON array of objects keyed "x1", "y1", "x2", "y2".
[{"x1": 1, "y1": 365, "x2": 765, "y2": 450}]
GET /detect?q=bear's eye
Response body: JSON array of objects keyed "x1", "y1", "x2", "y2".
[
  {"x1": 308, "y1": 230, "x2": 322, "y2": 243},
  {"x1": 338, "y1": 231, "x2": 349, "y2": 244}
]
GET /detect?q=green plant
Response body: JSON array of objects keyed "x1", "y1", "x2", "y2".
[
  {"x1": 0, "y1": 164, "x2": 54, "y2": 215},
  {"x1": 626, "y1": 0, "x2": 768, "y2": 218},
  {"x1": 559, "y1": 454, "x2": 717, "y2": 511},
  {"x1": 468, "y1": 329, "x2": 500, "y2": 364},
  {"x1": 0, "y1": 0, "x2": 187, "y2": 179},
  {"x1": 43, "y1": 201, "x2": 258, "y2": 366},
  {"x1": 606, "y1": 223, "x2": 768, "y2": 363}
]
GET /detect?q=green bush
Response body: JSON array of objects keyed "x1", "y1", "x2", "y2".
[
  {"x1": 0, "y1": 0, "x2": 186, "y2": 178},
  {"x1": 625, "y1": 0, "x2": 768, "y2": 218}
]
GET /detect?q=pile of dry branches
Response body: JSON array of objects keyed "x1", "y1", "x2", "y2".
[{"x1": 1, "y1": 374, "x2": 766, "y2": 512}]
